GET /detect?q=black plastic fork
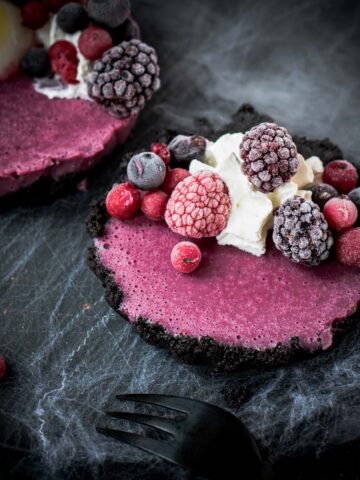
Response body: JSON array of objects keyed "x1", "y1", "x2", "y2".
[{"x1": 97, "y1": 393, "x2": 269, "y2": 479}]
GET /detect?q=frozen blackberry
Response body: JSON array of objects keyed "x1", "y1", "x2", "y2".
[
  {"x1": 240, "y1": 122, "x2": 298, "y2": 193},
  {"x1": 88, "y1": 0, "x2": 130, "y2": 29},
  {"x1": 57, "y1": 2, "x2": 89, "y2": 33},
  {"x1": 21, "y1": 47, "x2": 50, "y2": 78},
  {"x1": 87, "y1": 39, "x2": 160, "y2": 118},
  {"x1": 168, "y1": 135, "x2": 207, "y2": 163},
  {"x1": 311, "y1": 183, "x2": 338, "y2": 209},
  {"x1": 273, "y1": 196, "x2": 334, "y2": 267}
]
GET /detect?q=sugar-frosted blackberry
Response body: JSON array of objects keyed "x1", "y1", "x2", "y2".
[
  {"x1": 273, "y1": 196, "x2": 334, "y2": 266},
  {"x1": 87, "y1": 39, "x2": 160, "y2": 118},
  {"x1": 240, "y1": 122, "x2": 298, "y2": 193}
]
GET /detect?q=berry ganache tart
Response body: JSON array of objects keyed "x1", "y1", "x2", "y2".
[
  {"x1": 87, "y1": 105, "x2": 360, "y2": 371},
  {"x1": 0, "y1": 0, "x2": 160, "y2": 202}
]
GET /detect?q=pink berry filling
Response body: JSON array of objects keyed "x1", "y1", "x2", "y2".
[{"x1": 95, "y1": 216, "x2": 360, "y2": 351}]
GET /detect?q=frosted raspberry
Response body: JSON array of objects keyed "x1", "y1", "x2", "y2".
[
  {"x1": 162, "y1": 168, "x2": 190, "y2": 195},
  {"x1": 323, "y1": 196, "x2": 358, "y2": 232},
  {"x1": 141, "y1": 190, "x2": 168, "y2": 221},
  {"x1": 171, "y1": 241, "x2": 202, "y2": 274},
  {"x1": 323, "y1": 160, "x2": 358, "y2": 194},
  {"x1": 165, "y1": 171, "x2": 231, "y2": 238},
  {"x1": 240, "y1": 122, "x2": 298, "y2": 192},
  {"x1": 336, "y1": 228, "x2": 360, "y2": 268}
]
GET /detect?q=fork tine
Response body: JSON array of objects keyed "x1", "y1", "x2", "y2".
[
  {"x1": 97, "y1": 427, "x2": 183, "y2": 466},
  {"x1": 117, "y1": 393, "x2": 201, "y2": 414},
  {"x1": 106, "y1": 411, "x2": 180, "y2": 435}
]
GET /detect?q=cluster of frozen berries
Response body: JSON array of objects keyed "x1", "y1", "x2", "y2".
[
  {"x1": 105, "y1": 134, "x2": 230, "y2": 273},
  {"x1": 19, "y1": 0, "x2": 150, "y2": 98},
  {"x1": 310, "y1": 159, "x2": 360, "y2": 268}
]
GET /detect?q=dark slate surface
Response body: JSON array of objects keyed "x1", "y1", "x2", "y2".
[{"x1": 1, "y1": 0, "x2": 360, "y2": 479}]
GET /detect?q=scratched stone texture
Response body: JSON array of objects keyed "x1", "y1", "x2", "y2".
[{"x1": 0, "y1": 0, "x2": 360, "y2": 479}]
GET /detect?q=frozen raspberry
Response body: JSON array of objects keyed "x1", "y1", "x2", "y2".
[
  {"x1": 151, "y1": 143, "x2": 171, "y2": 165},
  {"x1": 273, "y1": 196, "x2": 333, "y2": 266},
  {"x1": 336, "y1": 228, "x2": 360, "y2": 268},
  {"x1": 323, "y1": 196, "x2": 358, "y2": 232},
  {"x1": 0, "y1": 355, "x2": 6, "y2": 380},
  {"x1": 79, "y1": 26, "x2": 113, "y2": 61},
  {"x1": 323, "y1": 160, "x2": 358, "y2": 194},
  {"x1": 106, "y1": 182, "x2": 141, "y2": 220},
  {"x1": 165, "y1": 171, "x2": 231, "y2": 238},
  {"x1": 240, "y1": 122, "x2": 298, "y2": 193},
  {"x1": 311, "y1": 183, "x2": 338, "y2": 210},
  {"x1": 162, "y1": 168, "x2": 191, "y2": 195},
  {"x1": 49, "y1": 40, "x2": 79, "y2": 84},
  {"x1": 127, "y1": 152, "x2": 166, "y2": 190},
  {"x1": 168, "y1": 135, "x2": 207, "y2": 163},
  {"x1": 141, "y1": 190, "x2": 168, "y2": 221},
  {"x1": 171, "y1": 241, "x2": 202, "y2": 274},
  {"x1": 21, "y1": 1, "x2": 49, "y2": 29}
]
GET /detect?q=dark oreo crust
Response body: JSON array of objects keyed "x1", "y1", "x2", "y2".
[{"x1": 86, "y1": 104, "x2": 357, "y2": 372}]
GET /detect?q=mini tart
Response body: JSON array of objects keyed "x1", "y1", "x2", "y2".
[
  {"x1": 87, "y1": 105, "x2": 360, "y2": 372},
  {"x1": 0, "y1": 76, "x2": 137, "y2": 205}
]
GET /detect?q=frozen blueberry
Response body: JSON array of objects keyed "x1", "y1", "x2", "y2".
[
  {"x1": 168, "y1": 135, "x2": 207, "y2": 163},
  {"x1": 21, "y1": 47, "x2": 50, "y2": 78},
  {"x1": 57, "y1": 2, "x2": 89, "y2": 34},
  {"x1": 127, "y1": 152, "x2": 167, "y2": 190},
  {"x1": 109, "y1": 17, "x2": 141, "y2": 44},
  {"x1": 349, "y1": 187, "x2": 360, "y2": 212},
  {"x1": 88, "y1": 0, "x2": 130, "y2": 29},
  {"x1": 311, "y1": 183, "x2": 338, "y2": 209}
]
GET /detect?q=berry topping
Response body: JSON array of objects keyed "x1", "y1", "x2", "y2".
[
  {"x1": 336, "y1": 228, "x2": 360, "y2": 268},
  {"x1": 168, "y1": 135, "x2": 207, "y2": 163},
  {"x1": 87, "y1": 40, "x2": 161, "y2": 118},
  {"x1": 21, "y1": 47, "x2": 50, "y2": 78},
  {"x1": 127, "y1": 152, "x2": 166, "y2": 190},
  {"x1": 165, "y1": 171, "x2": 231, "y2": 239},
  {"x1": 141, "y1": 190, "x2": 169, "y2": 221},
  {"x1": 240, "y1": 122, "x2": 298, "y2": 193},
  {"x1": 162, "y1": 168, "x2": 190, "y2": 195},
  {"x1": 49, "y1": 40, "x2": 79, "y2": 84},
  {"x1": 88, "y1": 0, "x2": 130, "y2": 29},
  {"x1": 151, "y1": 143, "x2": 171, "y2": 165},
  {"x1": 323, "y1": 196, "x2": 358, "y2": 232},
  {"x1": 171, "y1": 241, "x2": 202, "y2": 274},
  {"x1": 79, "y1": 26, "x2": 113, "y2": 61},
  {"x1": 109, "y1": 17, "x2": 141, "y2": 44},
  {"x1": 311, "y1": 183, "x2": 338, "y2": 210},
  {"x1": 105, "y1": 182, "x2": 141, "y2": 220},
  {"x1": 273, "y1": 196, "x2": 333, "y2": 266},
  {"x1": 323, "y1": 160, "x2": 358, "y2": 194},
  {"x1": 349, "y1": 187, "x2": 360, "y2": 213},
  {"x1": 0, "y1": 355, "x2": 6, "y2": 380},
  {"x1": 56, "y1": 2, "x2": 89, "y2": 33},
  {"x1": 21, "y1": 1, "x2": 49, "y2": 29}
]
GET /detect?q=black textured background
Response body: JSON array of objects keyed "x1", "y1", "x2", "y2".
[{"x1": 1, "y1": 0, "x2": 360, "y2": 479}]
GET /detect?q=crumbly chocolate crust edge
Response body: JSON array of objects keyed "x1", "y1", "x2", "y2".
[{"x1": 86, "y1": 104, "x2": 358, "y2": 372}]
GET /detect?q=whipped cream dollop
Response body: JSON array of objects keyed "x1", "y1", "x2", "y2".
[
  {"x1": 189, "y1": 133, "x2": 323, "y2": 256},
  {"x1": 0, "y1": 0, "x2": 33, "y2": 80},
  {"x1": 34, "y1": 15, "x2": 91, "y2": 100}
]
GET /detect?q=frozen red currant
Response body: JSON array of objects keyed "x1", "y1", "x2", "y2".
[
  {"x1": 171, "y1": 241, "x2": 202, "y2": 274},
  {"x1": 106, "y1": 182, "x2": 141, "y2": 220},
  {"x1": 323, "y1": 196, "x2": 358, "y2": 232},
  {"x1": 151, "y1": 143, "x2": 171, "y2": 165},
  {"x1": 141, "y1": 190, "x2": 168, "y2": 221},
  {"x1": 323, "y1": 160, "x2": 358, "y2": 194}
]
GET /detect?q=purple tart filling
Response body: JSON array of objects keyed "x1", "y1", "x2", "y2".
[
  {"x1": 0, "y1": 77, "x2": 137, "y2": 197},
  {"x1": 95, "y1": 216, "x2": 360, "y2": 351}
]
